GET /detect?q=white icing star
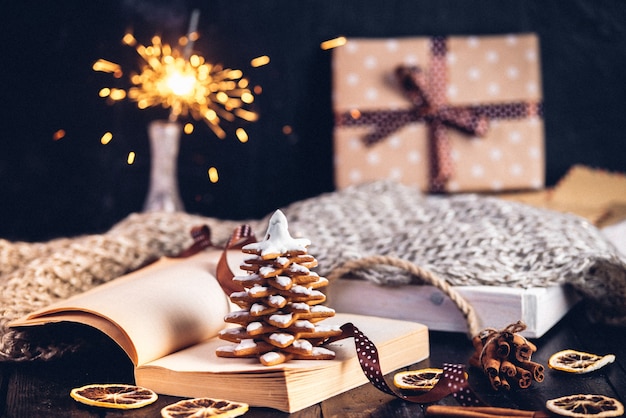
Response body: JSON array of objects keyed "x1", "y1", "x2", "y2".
[{"x1": 243, "y1": 210, "x2": 310, "y2": 257}]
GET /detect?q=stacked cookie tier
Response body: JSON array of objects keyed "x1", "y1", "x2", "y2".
[{"x1": 216, "y1": 210, "x2": 341, "y2": 366}]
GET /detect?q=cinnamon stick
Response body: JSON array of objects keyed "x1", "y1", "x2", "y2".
[{"x1": 425, "y1": 405, "x2": 540, "y2": 417}]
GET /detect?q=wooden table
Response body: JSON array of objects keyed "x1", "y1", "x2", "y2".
[{"x1": 1, "y1": 303, "x2": 623, "y2": 417}]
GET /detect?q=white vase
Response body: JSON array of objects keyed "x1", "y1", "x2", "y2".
[{"x1": 143, "y1": 120, "x2": 185, "y2": 212}]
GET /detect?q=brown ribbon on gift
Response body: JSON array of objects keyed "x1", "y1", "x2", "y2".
[
  {"x1": 335, "y1": 36, "x2": 543, "y2": 192},
  {"x1": 179, "y1": 224, "x2": 487, "y2": 407}
]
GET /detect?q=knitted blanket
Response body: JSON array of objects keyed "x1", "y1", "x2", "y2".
[{"x1": 2, "y1": 181, "x2": 625, "y2": 361}]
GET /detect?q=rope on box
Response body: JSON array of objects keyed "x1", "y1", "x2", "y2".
[{"x1": 327, "y1": 255, "x2": 481, "y2": 337}]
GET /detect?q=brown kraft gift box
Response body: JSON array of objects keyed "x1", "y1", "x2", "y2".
[{"x1": 332, "y1": 33, "x2": 545, "y2": 193}]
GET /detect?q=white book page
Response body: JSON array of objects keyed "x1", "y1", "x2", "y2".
[{"x1": 13, "y1": 250, "x2": 232, "y2": 366}]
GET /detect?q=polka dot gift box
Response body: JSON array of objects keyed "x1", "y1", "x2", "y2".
[{"x1": 332, "y1": 34, "x2": 544, "y2": 193}]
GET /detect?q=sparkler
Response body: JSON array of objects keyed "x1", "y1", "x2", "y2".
[{"x1": 93, "y1": 20, "x2": 259, "y2": 140}]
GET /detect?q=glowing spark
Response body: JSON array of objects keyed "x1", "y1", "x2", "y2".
[
  {"x1": 183, "y1": 123, "x2": 194, "y2": 134},
  {"x1": 101, "y1": 132, "x2": 113, "y2": 144},
  {"x1": 349, "y1": 108, "x2": 362, "y2": 119},
  {"x1": 250, "y1": 55, "x2": 270, "y2": 67},
  {"x1": 127, "y1": 151, "x2": 136, "y2": 164},
  {"x1": 320, "y1": 36, "x2": 347, "y2": 50},
  {"x1": 208, "y1": 166, "x2": 219, "y2": 183},
  {"x1": 94, "y1": 33, "x2": 259, "y2": 140},
  {"x1": 236, "y1": 128, "x2": 248, "y2": 143},
  {"x1": 92, "y1": 59, "x2": 123, "y2": 78},
  {"x1": 52, "y1": 129, "x2": 66, "y2": 141}
]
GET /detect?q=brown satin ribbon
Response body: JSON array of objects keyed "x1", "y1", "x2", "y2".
[
  {"x1": 397, "y1": 63, "x2": 489, "y2": 191},
  {"x1": 174, "y1": 225, "x2": 215, "y2": 258},
  {"x1": 215, "y1": 224, "x2": 256, "y2": 295},
  {"x1": 327, "y1": 324, "x2": 486, "y2": 406},
  {"x1": 173, "y1": 223, "x2": 256, "y2": 295},
  {"x1": 335, "y1": 36, "x2": 543, "y2": 192}
]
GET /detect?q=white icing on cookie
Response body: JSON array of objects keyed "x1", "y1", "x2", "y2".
[
  {"x1": 234, "y1": 273, "x2": 261, "y2": 283},
  {"x1": 236, "y1": 339, "x2": 257, "y2": 350},
  {"x1": 293, "y1": 320, "x2": 315, "y2": 330},
  {"x1": 293, "y1": 339, "x2": 313, "y2": 351},
  {"x1": 259, "y1": 266, "x2": 277, "y2": 276},
  {"x1": 247, "y1": 322, "x2": 263, "y2": 332},
  {"x1": 230, "y1": 291, "x2": 248, "y2": 299},
  {"x1": 248, "y1": 286, "x2": 268, "y2": 297},
  {"x1": 268, "y1": 294, "x2": 287, "y2": 306},
  {"x1": 260, "y1": 351, "x2": 282, "y2": 363},
  {"x1": 289, "y1": 302, "x2": 311, "y2": 312},
  {"x1": 311, "y1": 305, "x2": 335, "y2": 313},
  {"x1": 250, "y1": 303, "x2": 269, "y2": 315},
  {"x1": 274, "y1": 276, "x2": 292, "y2": 287},
  {"x1": 243, "y1": 210, "x2": 311, "y2": 257},
  {"x1": 269, "y1": 312, "x2": 293, "y2": 325},
  {"x1": 270, "y1": 332, "x2": 294, "y2": 346},
  {"x1": 288, "y1": 264, "x2": 310, "y2": 274},
  {"x1": 312, "y1": 347, "x2": 336, "y2": 356}
]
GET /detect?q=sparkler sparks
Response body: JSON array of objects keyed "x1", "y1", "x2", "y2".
[{"x1": 93, "y1": 33, "x2": 259, "y2": 140}]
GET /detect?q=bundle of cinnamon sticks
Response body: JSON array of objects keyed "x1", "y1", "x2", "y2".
[{"x1": 470, "y1": 321, "x2": 544, "y2": 391}]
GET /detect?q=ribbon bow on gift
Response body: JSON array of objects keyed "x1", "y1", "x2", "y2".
[{"x1": 361, "y1": 64, "x2": 490, "y2": 192}]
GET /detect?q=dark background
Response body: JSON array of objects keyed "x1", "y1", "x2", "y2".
[{"x1": 1, "y1": 0, "x2": 625, "y2": 241}]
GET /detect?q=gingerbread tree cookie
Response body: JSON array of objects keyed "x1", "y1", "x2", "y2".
[{"x1": 216, "y1": 210, "x2": 342, "y2": 366}]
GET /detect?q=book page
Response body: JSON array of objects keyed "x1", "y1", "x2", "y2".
[{"x1": 10, "y1": 250, "x2": 232, "y2": 366}]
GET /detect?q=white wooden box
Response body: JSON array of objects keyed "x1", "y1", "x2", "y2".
[{"x1": 327, "y1": 279, "x2": 580, "y2": 338}]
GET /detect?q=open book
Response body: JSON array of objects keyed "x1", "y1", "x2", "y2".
[{"x1": 10, "y1": 249, "x2": 429, "y2": 413}]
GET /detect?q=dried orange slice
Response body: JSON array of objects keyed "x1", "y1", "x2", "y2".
[
  {"x1": 546, "y1": 394, "x2": 624, "y2": 417},
  {"x1": 548, "y1": 349, "x2": 615, "y2": 374},
  {"x1": 70, "y1": 383, "x2": 158, "y2": 409},
  {"x1": 161, "y1": 397, "x2": 249, "y2": 417},
  {"x1": 393, "y1": 368, "x2": 443, "y2": 390}
]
